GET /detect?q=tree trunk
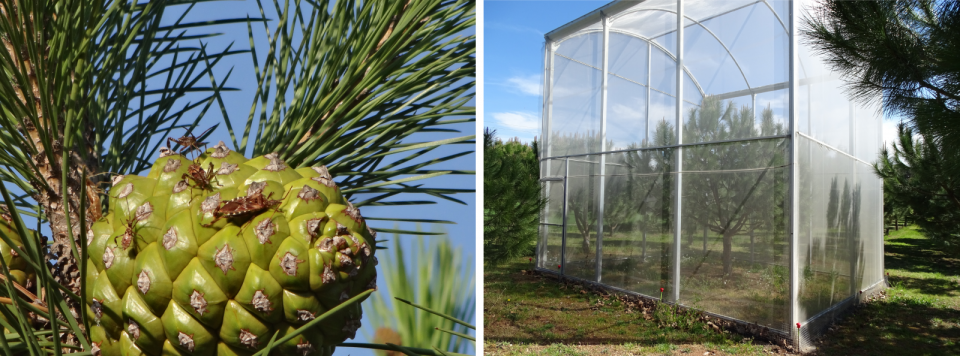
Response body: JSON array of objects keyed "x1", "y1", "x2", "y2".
[
  {"x1": 581, "y1": 232, "x2": 591, "y2": 255},
  {"x1": 703, "y1": 225, "x2": 708, "y2": 254},
  {"x1": 2, "y1": 3, "x2": 103, "y2": 343},
  {"x1": 641, "y1": 230, "x2": 647, "y2": 263},
  {"x1": 722, "y1": 231, "x2": 735, "y2": 275},
  {"x1": 25, "y1": 120, "x2": 103, "y2": 349},
  {"x1": 32, "y1": 156, "x2": 101, "y2": 295},
  {"x1": 11, "y1": 75, "x2": 102, "y2": 297}
]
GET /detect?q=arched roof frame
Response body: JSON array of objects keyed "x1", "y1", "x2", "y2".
[
  {"x1": 552, "y1": 0, "x2": 799, "y2": 99},
  {"x1": 553, "y1": 29, "x2": 707, "y2": 100},
  {"x1": 609, "y1": 7, "x2": 755, "y2": 92}
]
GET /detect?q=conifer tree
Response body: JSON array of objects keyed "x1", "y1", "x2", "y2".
[
  {"x1": 483, "y1": 129, "x2": 545, "y2": 265},
  {"x1": 804, "y1": 0, "x2": 960, "y2": 239}
]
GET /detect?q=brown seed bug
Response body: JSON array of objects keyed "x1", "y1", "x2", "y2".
[
  {"x1": 115, "y1": 201, "x2": 154, "y2": 250},
  {"x1": 166, "y1": 126, "x2": 214, "y2": 159},
  {"x1": 182, "y1": 163, "x2": 221, "y2": 192},
  {"x1": 201, "y1": 183, "x2": 288, "y2": 227}
]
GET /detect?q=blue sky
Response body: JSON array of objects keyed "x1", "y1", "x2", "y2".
[
  {"x1": 485, "y1": 1, "x2": 609, "y2": 143},
  {"x1": 484, "y1": 0, "x2": 901, "y2": 149},
  {"x1": 160, "y1": 3, "x2": 477, "y2": 355},
  {"x1": 3, "y1": 2, "x2": 473, "y2": 355}
]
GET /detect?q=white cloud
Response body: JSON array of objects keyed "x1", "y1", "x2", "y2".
[
  {"x1": 609, "y1": 103, "x2": 644, "y2": 120},
  {"x1": 487, "y1": 22, "x2": 544, "y2": 37},
  {"x1": 506, "y1": 75, "x2": 542, "y2": 96},
  {"x1": 491, "y1": 111, "x2": 540, "y2": 132}
]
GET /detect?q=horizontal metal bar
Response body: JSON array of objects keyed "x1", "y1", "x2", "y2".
[
  {"x1": 712, "y1": 74, "x2": 841, "y2": 101},
  {"x1": 540, "y1": 223, "x2": 564, "y2": 227},
  {"x1": 712, "y1": 81, "x2": 788, "y2": 101},
  {"x1": 540, "y1": 177, "x2": 564, "y2": 182},
  {"x1": 796, "y1": 132, "x2": 872, "y2": 166},
  {"x1": 563, "y1": 163, "x2": 790, "y2": 179},
  {"x1": 541, "y1": 134, "x2": 790, "y2": 161}
]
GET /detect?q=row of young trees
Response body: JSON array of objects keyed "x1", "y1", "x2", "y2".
[
  {"x1": 539, "y1": 0, "x2": 960, "y2": 282},
  {"x1": 556, "y1": 96, "x2": 786, "y2": 275},
  {"x1": 0, "y1": 0, "x2": 476, "y2": 353}
]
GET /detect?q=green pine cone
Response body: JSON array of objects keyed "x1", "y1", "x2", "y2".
[
  {"x1": 87, "y1": 142, "x2": 376, "y2": 356},
  {"x1": 0, "y1": 212, "x2": 34, "y2": 287}
]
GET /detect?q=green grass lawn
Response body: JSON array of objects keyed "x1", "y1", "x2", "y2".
[
  {"x1": 813, "y1": 225, "x2": 960, "y2": 355},
  {"x1": 483, "y1": 258, "x2": 772, "y2": 355},
  {"x1": 484, "y1": 225, "x2": 960, "y2": 355}
]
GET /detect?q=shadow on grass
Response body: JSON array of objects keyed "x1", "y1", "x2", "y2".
[
  {"x1": 814, "y1": 296, "x2": 960, "y2": 355},
  {"x1": 815, "y1": 227, "x2": 960, "y2": 355},
  {"x1": 884, "y1": 231, "x2": 960, "y2": 275},
  {"x1": 893, "y1": 274, "x2": 960, "y2": 298}
]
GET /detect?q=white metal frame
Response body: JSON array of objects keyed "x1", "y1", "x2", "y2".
[
  {"x1": 595, "y1": 12, "x2": 610, "y2": 283},
  {"x1": 537, "y1": 0, "x2": 885, "y2": 349},
  {"x1": 672, "y1": 0, "x2": 684, "y2": 303},
  {"x1": 788, "y1": 0, "x2": 800, "y2": 344}
]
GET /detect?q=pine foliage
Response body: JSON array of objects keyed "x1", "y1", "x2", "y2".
[
  {"x1": 483, "y1": 129, "x2": 544, "y2": 266},
  {"x1": 367, "y1": 228, "x2": 475, "y2": 354},
  {"x1": 801, "y1": 0, "x2": 960, "y2": 170},
  {"x1": 803, "y1": 0, "x2": 960, "y2": 240},
  {"x1": 875, "y1": 124, "x2": 960, "y2": 241},
  {"x1": 0, "y1": 0, "x2": 476, "y2": 353}
]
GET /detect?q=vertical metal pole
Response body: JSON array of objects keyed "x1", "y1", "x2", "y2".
[
  {"x1": 850, "y1": 104, "x2": 859, "y2": 298},
  {"x1": 539, "y1": 40, "x2": 554, "y2": 268},
  {"x1": 879, "y1": 107, "x2": 885, "y2": 289},
  {"x1": 673, "y1": 0, "x2": 684, "y2": 304},
  {"x1": 646, "y1": 41, "x2": 652, "y2": 144},
  {"x1": 545, "y1": 40, "x2": 555, "y2": 160},
  {"x1": 537, "y1": 188, "x2": 545, "y2": 268},
  {"x1": 561, "y1": 157, "x2": 570, "y2": 276},
  {"x1": 542, "y1": 41, "x2": 553, "y2": 171},
  {"x1": 596, "y1": 13, "x2": 610, "y2": 283},
  {"x1": 788, "y1": 0, "x2": 801, "y2": 349},
  {"x1": 850, "y1": 105, "x2": 860, "y2": 297},
  {"x1": 543, "y1": 41, "x2": 554, "y2": 159},
  {"x1": 851, "y1": 160, "x2": 859, "y2": 298},
  {"x1": 750, "y1": 93, "x2": 757, "y2": 266},
  {"x1": 807, "y1": 81, "x2": 814, "y2": 266},
  {"x1": 642, "y1": 230, "x2": 647, "y2": 263},
  {"x1": 870, "y1": 106, "x2": 890, "y2": 287}
]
